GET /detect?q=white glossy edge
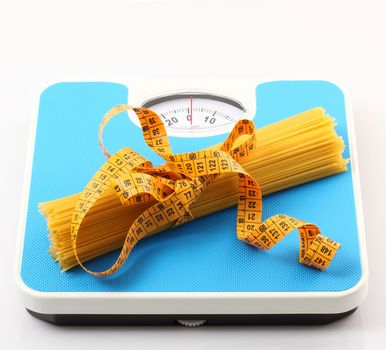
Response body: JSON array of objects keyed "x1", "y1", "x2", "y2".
[{"x1": 15, "y1": 79, "x2": 368, "y2": 316}]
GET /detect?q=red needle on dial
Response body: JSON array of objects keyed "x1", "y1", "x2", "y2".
[{"x1": 190, "y1": 95, "x2": 193, "y2": 128}]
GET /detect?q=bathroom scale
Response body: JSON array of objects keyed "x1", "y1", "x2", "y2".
[{"x1": 16, "y1": 79, "x2": 368, "y2": 326}]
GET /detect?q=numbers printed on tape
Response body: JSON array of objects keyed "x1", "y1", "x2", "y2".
[{"x1": 70, "y1": 105, "x2": 341, "y2": 276}]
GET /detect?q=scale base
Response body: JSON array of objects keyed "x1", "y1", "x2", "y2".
[
  {"x1": 27, "y1": 308, "x2": 357, "y2": 326},
  {"x1": 18, "y1": 81, "x2": 367, "y2": 326}
]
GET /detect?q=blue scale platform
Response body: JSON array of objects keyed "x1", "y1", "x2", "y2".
[{"x1": 20, "y1": 80, "x2": 362, "y2": 293}]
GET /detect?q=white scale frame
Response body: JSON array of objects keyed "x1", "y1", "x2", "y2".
[{"x1": 15, "y1": 78, "x2": 368, "y2": 322}]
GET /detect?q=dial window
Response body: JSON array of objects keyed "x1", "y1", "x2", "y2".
[{"x1": 129, "y1": 92, "x2": 248, "y2": 137}]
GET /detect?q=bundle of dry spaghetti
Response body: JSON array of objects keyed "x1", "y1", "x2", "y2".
[{"x1": 39, "y1": 107, "x2": 348, "y2": 271}]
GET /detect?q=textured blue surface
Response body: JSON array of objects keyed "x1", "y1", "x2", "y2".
[{"x1": 20, "y1": 81, "x2": 362, "y2": 293}]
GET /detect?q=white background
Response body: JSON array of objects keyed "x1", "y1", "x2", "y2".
[{"x1": 1, "y1": 0, "x2": 385, "y2": 349}]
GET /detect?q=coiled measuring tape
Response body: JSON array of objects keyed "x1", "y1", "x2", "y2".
[{"x1": 70, "y1": 105, "x2": 341, "y2": 276}]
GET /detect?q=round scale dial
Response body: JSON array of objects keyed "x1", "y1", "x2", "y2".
[{"x1": 134, "y1": 91, "x2": 248, "y2": 137}]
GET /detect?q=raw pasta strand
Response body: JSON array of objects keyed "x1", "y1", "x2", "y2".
[{"x1": 39, "y1": 107, "x2": 347, "y2": 271}]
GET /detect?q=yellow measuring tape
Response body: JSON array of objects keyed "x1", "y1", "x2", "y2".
[{"x1": 70, "y1": 105, "x2": 341, "y2": 276}]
